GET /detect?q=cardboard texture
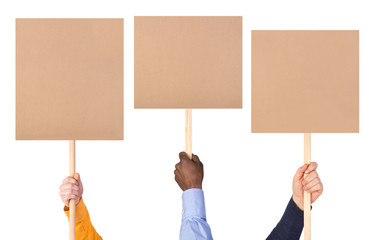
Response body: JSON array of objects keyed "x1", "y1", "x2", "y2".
[
  {"x1": 134, "y1": 16, "x2": 242, "y2": 108},
  {"x1": 16, "y1": 18, "x2": 124, "y2": 140},
  {"x1": 252, "y1": 30, "x2": 359, "y2": 133}
]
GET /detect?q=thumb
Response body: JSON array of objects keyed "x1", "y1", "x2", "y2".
[
  {"x1": 74, "y1": 173, "x2": 80, "y2": 182},
  {"x1": 192, "y1": 154, "x2": 201, "y2": 164},
  {"x1": 293, "y1": 164, "x2": 308, "y2": 181}
]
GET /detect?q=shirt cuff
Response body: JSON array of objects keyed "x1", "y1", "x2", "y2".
[
  {"x1": 182, "y1": 188, "x2": 206, "y2": 220},
  {"x1": 63, "y1": 198, "x2": 87, "y2": 223}
]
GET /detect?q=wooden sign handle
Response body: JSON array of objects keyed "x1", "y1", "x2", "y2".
[
  {"x1": 185, "y1": 109, "x2": 192, "y2": 159},
  {"x1": 304, "y1": 133, "x2": 311, "y2": 240},
  {"x1": 69, "y1": 140, "x2": 76, "y2": 240}
]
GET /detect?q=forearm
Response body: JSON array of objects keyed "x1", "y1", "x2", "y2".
[
  {"x1": 266, "y1": 197, "x2": 304, "y2": 240},
  {"x1": 180, "y1": 189, "x2": 213, "y2": 240},
  {"x1": 64, "y1": 199, "x2": 103, "y2": 240}
]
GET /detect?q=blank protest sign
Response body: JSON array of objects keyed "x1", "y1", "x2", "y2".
[
  {"x1": 252, "y1": 30, "x2": 359, "y2": 133},
  {"x1": 16, "y1": 19, "x2": 124, "y2": 140},
  {"x1": 134, "y1": 16, "x2": 242, "y2": 109}
]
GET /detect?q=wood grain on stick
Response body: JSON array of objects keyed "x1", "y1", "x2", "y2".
[
  {"x1": 304, "y1": 133, "x2": 311, "y2": 240},
  {"x1": 69, "y1": 140, "x2": 76, "y2": 240},
  {"x1": 185, "y1": 109, "x2": 192, "y2": 159}
]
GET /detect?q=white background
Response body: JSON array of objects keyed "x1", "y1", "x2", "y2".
[{"x1": 0, "y1": 0, "x2": 376, "y2": 239}]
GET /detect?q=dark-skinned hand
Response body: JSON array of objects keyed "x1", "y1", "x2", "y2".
[{"x1": 174, "y1": 152, "x2": 203, "y2": 191}]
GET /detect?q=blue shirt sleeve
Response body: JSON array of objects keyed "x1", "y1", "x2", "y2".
[
  {"x1": 180, "y1": 188, "x2": 213, "y2": 240},
  {"x1": 266, "y1": 197, "x2": 304, "y2": 240}
]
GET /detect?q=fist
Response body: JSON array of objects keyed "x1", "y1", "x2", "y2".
[
  {"x1": 292, "y1": 162, "x2": 323, "y2": 210},
  {"x1": 174, "y1": 152, "x2": 204, "y2": 191},
  {"x1": 59, "y1": 173, "x2": 83, "y2": 207}
]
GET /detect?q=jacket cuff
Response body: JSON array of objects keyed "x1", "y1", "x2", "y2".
[
  {"x1": 289, "y1": 196, "x2": 305, "y2": 218},
  {"x1": 63, "y1": 198, "x2": 87, "y2": 223}
]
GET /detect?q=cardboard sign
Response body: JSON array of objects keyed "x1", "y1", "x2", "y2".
[
  {"x1": 134, "y1": 16, "x2": 242, "y2": 108},
  {"x1": 16, "y1": 19, "x2": 124, "y2": 140},
  {"x1": 252, "y1": 30, "x2": 359, "y2": 133}
]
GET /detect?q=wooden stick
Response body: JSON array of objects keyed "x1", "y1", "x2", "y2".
[
  {"x1": 304, "y1": 133, "x2": 311, "y2": 240},
  {"x1": 69, "y1": 140, "x2": 76, "y2": 240},
  {"x1": 185, "y1": 109, "x2": 192, "y2": 159}
]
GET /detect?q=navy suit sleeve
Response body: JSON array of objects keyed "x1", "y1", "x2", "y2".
[{"x1": 266, "y1": 197, "x2": 304, "y2": 240}]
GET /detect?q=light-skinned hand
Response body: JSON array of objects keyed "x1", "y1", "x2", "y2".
[
  {"x1": 292, "y1": 162, "x2": 323, "y2": 210},
  {"x1": 59, "y1": 173, "x2": 83, "y2": 207}
]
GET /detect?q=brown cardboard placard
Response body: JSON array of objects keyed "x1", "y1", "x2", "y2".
[
  {"x1": 251, "y1": 30, "x2": 359, "y2": 133},
  {"x1": 16, "y1": 18, "x2": 124, "y2": 140},
  {"x1": 134, "y1": 16, "x2": 242, "y2": 109}
]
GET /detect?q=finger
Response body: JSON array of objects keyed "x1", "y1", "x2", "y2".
[
  {"x1": 175, "y1": 162, "x2": 181, "y2": 170},
  {"x1": 304, "y1": 178, "x2": 320, "y2": 191},
  {"x1": 175, "y1": 174, "x2": 183, "y2": 186},
  {"x1": 67, "y1": 194, "x2": 78, "y2": 200},
  {"x1": 74, "y1": 173, "x2": 80, "y2": 182},
  {"x1": 294, "y1": 164, "x2": 308, "y2": 180},
  {"x1": 59, "y1": 191, "x2": 65, "y2": 197},
  {"x1": 305, "y1": 162, "x2": 318, "y2": 174},
  {"x1": 179, "y1": 151, "x2": 191, "y2": 162},
  {"x1": 60, "y1": 189, "x2": 79, "y2": 197},
  {"x1": 303, "y1": 171, "x2": 319, "y2": 185},
  {"x1": 60, "y1": 191, "x2": 71, "y2": 198},
  {"x1": 63, "y1": 195, "x2": 76, "y2": 204},
  {"x1": 60, "y1": 183, "x2": 80, "y2": 192},
  {"x1": 70, "y1": 190, "x2": 80, "y2": 196},
  {"x1": 62, "y1": 177, "x2": 70, "y2": 184},
  {"x1": 174, "y1": 169, "x2": 183, "y2": 180},
  {"x1": 192, "y1": 154, "x2": 202, "y2": 165},
  {"x1": 311, "y1": 187, "x2": 323, "y2": 203},
  {"x1": 308, "y1": 186, "x2": 322, "y2": 196},
  {"x1": 60, "y1": 183, "x2": 79, "y2": 192},
  {"x1": 62, "y1": 196, "x2": 69, "y2": 206},
  {"x1": 305, "y1": 181, "x2": 322, "y2": 193},
  {"x1": 174, "y1": 174, "x2": 180, "y2": 183},
  {"x1": 63, "y1": 177, "x2": 78, "y2": 186},
  {"x1": 175, "y1": 175, "x2": 185, "y2": 190},
  {"x1": 63, "y1": 177, "x2": 74, "y2": 184}
]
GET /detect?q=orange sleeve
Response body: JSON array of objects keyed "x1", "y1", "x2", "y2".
[{"x1": 64, "y1": 198, "x2": 103, "y2": 240}]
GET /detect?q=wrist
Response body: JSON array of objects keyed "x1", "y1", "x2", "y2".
[
  {"x1": 292, "y1": 195, "x2": 304, "y2": 211},
  {"x1": 188, "y1": 184, "x2": 202, "y2": 190}
]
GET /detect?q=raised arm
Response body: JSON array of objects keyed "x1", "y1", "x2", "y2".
[
  {"x1": 175, "y1": 152, "x2": 213, "y2": 240},
  {"x1": 267, "y1": 163, "x2": 323, "y2": 240},
  {"x1": 59, "y1": 173, "x2": 103, "y2": 240}
]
